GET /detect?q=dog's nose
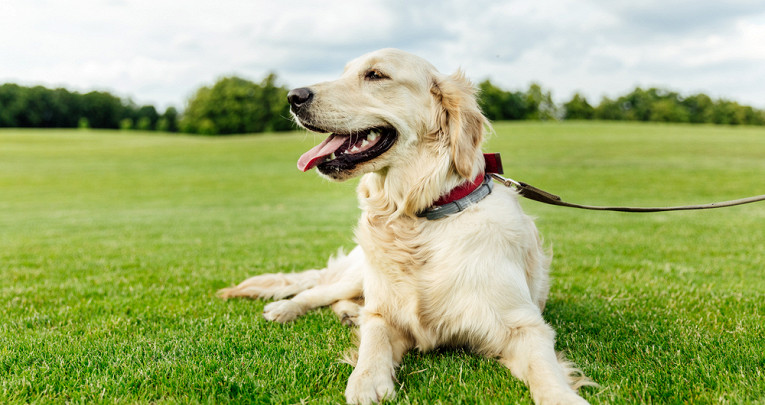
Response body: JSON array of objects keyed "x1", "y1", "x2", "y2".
[{"x1": 287, "y1": 88, "x2": 313, "y2": 108}]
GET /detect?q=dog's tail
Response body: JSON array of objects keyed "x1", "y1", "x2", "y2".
[
  {"x1": 217, "y1": 247, "x2": 358, "y2": 300},
  {"x1": 217, "y1": 269, "x2": 324, "y2": 300}
]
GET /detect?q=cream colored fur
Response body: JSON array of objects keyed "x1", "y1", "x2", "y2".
[{"x1": 219, "y1": 49, "x2": 593, "y2": 405}]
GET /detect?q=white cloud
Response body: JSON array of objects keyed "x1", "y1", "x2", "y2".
[{"x1": 1, "y1": 0, "x2": 765, "y2": 109}]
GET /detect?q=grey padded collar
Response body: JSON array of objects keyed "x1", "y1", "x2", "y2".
[{"x1": 417, "y1": 175, "x2": 494, "y2": 220}]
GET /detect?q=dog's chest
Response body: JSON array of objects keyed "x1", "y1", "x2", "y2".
[
  {"x1": 356, "y1": 215, "x2": 470, "y2": 342},
  {"x1": 357, "y1": 209, "x2": 431, "y2": 271}
]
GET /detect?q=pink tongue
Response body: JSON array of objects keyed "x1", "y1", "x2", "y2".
[{"x1": 297, "y1": 135, "x2": 347, "y2": 172}]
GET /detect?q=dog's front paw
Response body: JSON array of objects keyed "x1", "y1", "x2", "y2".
[
  {"x1": 345, "y1": 367, "x2": 395, "y2": 404},
  {"x1": 263, "y1": 300, "x2": 304, "y2": 323}
]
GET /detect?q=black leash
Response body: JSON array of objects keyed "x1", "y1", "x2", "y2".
[{"x1": 490, "y1": 173, "x2": 765, "y2": 213}]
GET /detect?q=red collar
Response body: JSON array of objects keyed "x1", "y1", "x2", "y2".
[{"x1": 433, "y1": 153, "x2": 503, "y2": 206}]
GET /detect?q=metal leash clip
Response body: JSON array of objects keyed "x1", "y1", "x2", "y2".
[{"x1": 489, "y1": 173, "x2": 522, "y2": 189}]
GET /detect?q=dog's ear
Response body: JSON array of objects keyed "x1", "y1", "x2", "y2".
[{"x1": 431, "y1": 71, "x2": 486, "y2": 179}]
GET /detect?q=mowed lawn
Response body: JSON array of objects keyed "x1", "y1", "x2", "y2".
[{"x1": 1, "y1": 122, "x2": 763, "y2": 404}]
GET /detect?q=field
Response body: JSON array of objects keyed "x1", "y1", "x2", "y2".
[{"x1": 1, "y1": 122, "x2": 764, "y2": 404}]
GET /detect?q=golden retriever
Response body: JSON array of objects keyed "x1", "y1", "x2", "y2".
[{"x1": 220, "y1": 48, "x2": 592, "y2": 405}]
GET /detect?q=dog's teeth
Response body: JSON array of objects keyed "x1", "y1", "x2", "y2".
[
  {"x1": 361, "y1": 139, "x2": 369, "y2": 148},
  {"x1": 350, "y1": 146, "x2": 360, "y2": 152},
  {"x1": 368, "y1": 131, "x2": 378, "y2": 141},
  {"x1": 330, "y1": 153, "x2": 336, "y2": 160}
]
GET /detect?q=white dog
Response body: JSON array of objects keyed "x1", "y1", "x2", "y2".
[{"x1": 220, "y1": 49, "x2": 592, "y2": 405}]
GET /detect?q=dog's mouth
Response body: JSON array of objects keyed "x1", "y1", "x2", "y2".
[{"x1": 297, "y1": 126, "x2": 397, "y2": 172}]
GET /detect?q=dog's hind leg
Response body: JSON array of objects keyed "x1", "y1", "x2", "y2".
[
  {"x1": 497, "y1": 308, "x2": 591, "y2": 405},
  {"x1": 263, "y1": 270, "x2": 362, "y2": 323},
  {"x1": 331, "y1": 298, "x2": 363, "y2": 326},
  {"x1": 262, "y1": 246, "x2": 364, "y2": 323},
  {"x1": 220, "y1": 246, "x2": 365, "y2": 323}
]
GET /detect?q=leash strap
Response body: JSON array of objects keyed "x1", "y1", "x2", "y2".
[{"x1": 491, "y1": 173, "x2": 765, "y2": 213}]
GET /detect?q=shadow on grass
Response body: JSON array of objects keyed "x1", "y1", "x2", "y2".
[{"x1": 544, "y1": 294, "x2": 764, "y2": 403}]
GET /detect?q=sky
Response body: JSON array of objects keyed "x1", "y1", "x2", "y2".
[{"x1": 2, "y1": 0, "x2": 765, "y2": 111}]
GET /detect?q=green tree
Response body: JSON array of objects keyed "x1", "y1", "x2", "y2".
[
  {"x1": 649, "y1": 99, "x2": 689, "y2": 123},
  {"x1": 260, "y1": 73, "x2": 293, "y2": 132},
  {"x1": 477, "y1": 80, "x2": 529, "y2": 121},
  {"x1": 49, "y1": 88, "x2": 82, "y2": 127},
  {"x1": 158, "y1": 106, "x2": 179, "y2": 132},
  {"x1": 618, "y1": 88, "x2": 653, "y2": 121},
  {"x1": 14, "y1": 86, "x2": 48, "y2": 126},
  {"x1": 180, "y1": 73, "x2": 291, "y2": 135},
  {"x1": 0, "y1": 84, "x2": 22, "y2": 126},
  {"x1": 0, "y1": 85, "x2": 82, "y2": 127},
  {"x1": 136, "y1": 117, "x2": 152, "y2": 131},
  {"x1": 81, "y1": 91, "x2": 125, "y2": 129},
  {"x1": 524, "y1": 83, "x2": 558, "y2": 120},
  {"x1": 135, "y1": 105, "x2": 159, "y2": 131},
  {"x1": 711, "y1": 100, "x2": 745, "y2": 125},
  {"x1": 594, "y1": 97, "x2": 624, "y2": 121},
  {"x1": 681, "y1": 94, "x2": 714, "y2": 124},
  {"x1": 739, "y1": 105, "x2": 764, "y2": 125},
  {"x1": 563, "y1": 93, "x2": 595, "y2": 120}
]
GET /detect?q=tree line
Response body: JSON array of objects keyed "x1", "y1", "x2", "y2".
[
  {"x1": 480, "y1": 80, "x2": 765, "y2": 126},
  {"x1": 0, "y1": 83, "x2": 179, "y2": 132},
  {"x1": 2, "y1": 75, "x2": 764, "y2": 135},
  {"x1": 0, "y1": 75, "x2": 291, "y2": 135}
]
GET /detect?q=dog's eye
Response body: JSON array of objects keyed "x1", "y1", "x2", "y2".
[{"x1": 364, "y1": 70, "x2": 388, "y2": 81}]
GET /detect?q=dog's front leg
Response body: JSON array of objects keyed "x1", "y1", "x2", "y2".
[
  {"x1": 345, "y1": 312, "x2": 409, "y2": 404},
  {"x1": 498, "y1": 310, "x2": 590, "y2": 405}
]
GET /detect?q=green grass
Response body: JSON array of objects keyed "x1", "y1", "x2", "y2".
[{"x1": 1, "y1": 122, "x2": 763, "y2": 404}]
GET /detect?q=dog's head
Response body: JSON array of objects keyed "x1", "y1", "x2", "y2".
[{"x1": 289, "y1": 48, "x2": 487, "y2": 183}]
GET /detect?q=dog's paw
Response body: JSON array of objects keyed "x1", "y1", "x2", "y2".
[
  {"x1": 341, "y1": 312, "x2": 360, "y2": 327},
  {"x1": 332, "y1": 300, "x2": 361, "y2": 326},
  {"x1": 263, "y1": 300, "x2": 304, "y2": 323},
  {"x1": 345, "y1": 367, "x2": 395, "y2": 404}
]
